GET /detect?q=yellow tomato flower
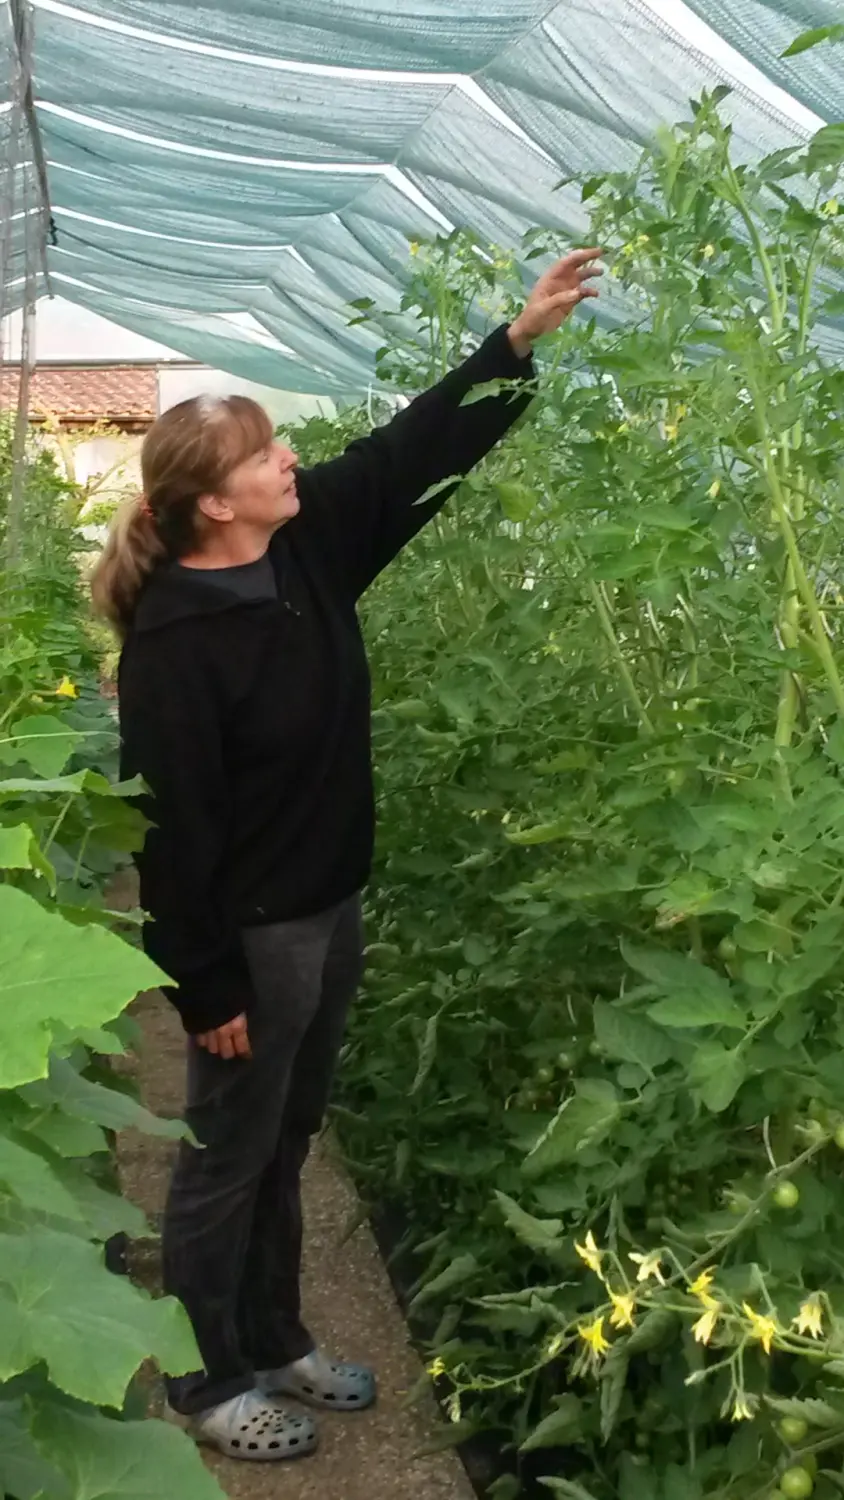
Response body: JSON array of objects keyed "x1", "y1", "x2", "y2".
[
  {"x1": 578, "y1": 1316, "x2": 610, "y2": 1357},
  {"x1": 545, "y1": 1332, "x2": 566, "y2": 1360},
  {"x1": 55, "y1": 676, "x2": 78, "y2": 699},
  {"x1": 609, "y1": 1291, "x2": 636, "y2": 1330},
  {"x1": 732, "y1": 1394, "x2": 754, "y2": 1423},
  {"x1": 742, "y1": 1303, "x2": 778, "y2": 1355},
  {"x1": 793, "y1": 1296, "x2": 823, "y2": 1339},
  {"x1": 821, "y1": 198, "x2": 839, "y2": 217},
  {"x1": 427, "y1": 1357, "x2": 446, "y2": 1379},
  {"x1": 629, "y1": 1251, "x2": 665, "y2": 1286},
  {"x1": 702, "y1": 243, "x2": 716, "y2": 259},
  {"x1": 575, "y1": 1230, "x2": 605, "y2": 1281},
  {"x1": 689, "y1": 1269, "x2": 714, "y2": 1301},
  {"x1": 707, "y1": 479, "x2": 721, "y2": 499},
  {"x1": 664, "y1": 422, "x2": 679, "y2": 442},
  {"x1": 692, "y1": 1304, "x2": 721, "y2": 1345}
]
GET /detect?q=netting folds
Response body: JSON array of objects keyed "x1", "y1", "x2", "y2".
[{"x1": 1, "y1": 0, "x2": 842, "y2": 389}]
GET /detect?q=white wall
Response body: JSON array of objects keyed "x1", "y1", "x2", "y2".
[
  {"x1": 158, "y1": 366, "x2": 334, "y2": 425},
  {"x1": 3, "y1": 297, "x2": 183, "y2": 363}
]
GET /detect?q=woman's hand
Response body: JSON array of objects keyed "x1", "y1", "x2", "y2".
[
  {"x1": 508, "y1": 247, "x2": 604, "y2": 357},
  {"x1": 196, "y1": 1012, "x2": 252, "y2": 1060}
]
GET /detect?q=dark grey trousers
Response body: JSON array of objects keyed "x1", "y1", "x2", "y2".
[{"x1": 163, "y1": 895, "x2": 364, "y2": 1415}]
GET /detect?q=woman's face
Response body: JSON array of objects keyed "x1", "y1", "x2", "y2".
[{"x1": 214, "y1": 438, "x2": 300, "y2": 531}]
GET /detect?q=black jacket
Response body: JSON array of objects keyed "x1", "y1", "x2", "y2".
[{"x1": 118, "y1": 325, "x2": 534, "y2": 1033}]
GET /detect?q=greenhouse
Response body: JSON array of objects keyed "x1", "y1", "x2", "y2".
[{"x1": 1, "y1": 3, "x2": 844, "y2": 1500}]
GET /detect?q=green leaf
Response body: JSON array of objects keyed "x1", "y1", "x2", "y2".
[
  {"x1": 463, "y1": 934, "x2": 492, "y2": 967},
  {"x1": 593, "y1": 1000, "x2": 673, "y2": 1076},
  {"x1": 497, "y1": 481, "x2": 536, "y2": 523},
  {"x1": 0, "y1": 771, "x2": 87, "y2": 799},
  {"x1": 776, "y1": 946, "x2": 839, "y2": 999},
  {"x1": 0, "y1": 715, "x2": 82, "y2": 778},
  {"x1": 410, "y1": 1253, "x2": 478, "y2": 1309},
  {"x1": 24, "y1": 1110, "x2": 108, "y2": 1159},
  {"x1": 623, "y1": 1305, "x2": 677, "y2": 1354},
  {"x1": 521, "y1": 1395, "x2": 583, "y2": 1452},
  {"x1": 0, "y1": 887, "x2": 164, "y2": 1089},
  {"x1": 0, "y1": 822, "x2": 37, "y2": 870},
  {"x1": 663, "y1": 1465, "x2": 702, "y2": 1500},
  {"x1": 523, "y1": 1081, "x2": 619, "y2": 1178},
  {"x1": 51, "y1": 1161, "x2": 149, "y2": 1241},
  {"x1": 619, "y1": 1449, "x2": 658, "y2": 1500},
  {"x1": 0, "y1": 1131, "x2": 84, "y2": 1221},
  {"x1": 460, "y1": 379, "x2": 511, "y2": 407},
  {"x1": 782, "y1": 24, "x2": 844, "y2": 57},
  {"x1": 410, "y1": 1014, "x2": 439, "y2": 1095},
  {"x1": 0, "y1": 1229, "x2": 198, "y2": 1405},
  {"x1": 765, "y1": 1396, "x2": 841, "y2": 1427},
  {"x1": 507, "y1": 818, "x2": 570, "y2": 846},
  {"x1": 32, "y1": 1405, "x2": 226, "y2": 1500},
  {"x1": 600, "y1": 1352, "x2": 629, "y2": 1442},
  {"x1": 0, "y1": 1400, "x2": 69, "y2": 1500},
  {"x1": 807, "y1": 124, "x2": 844, "y2": 175},
  {"x1": 413, "y1": 475, "x2": 461, "y2": 507},
  {"x1": 691, "y1": 1045, "x2": 746, "y2": 1112},
  {"x1": 21, "y1": 1057, "x2": 191, "y2": 1142},
  {"x1": 540, "y1": 1479, "x2": 600, "y2": 1500},
  {"x1": 488, "y1": 1477, "x2": 522, "y2": 1500},
  {"x1": 621, "y1": 942, "x2": 744, "y2": 1029},
  {"x1": 494, "y1": 1191, "x2": 563, "y2": 1254}
]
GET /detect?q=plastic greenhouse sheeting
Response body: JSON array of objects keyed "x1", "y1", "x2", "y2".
[{"x1": 7, "y1": 0, "x2": 844, "y2": 391}]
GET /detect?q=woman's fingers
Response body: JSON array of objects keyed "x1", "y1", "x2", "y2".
[
  {"x1": 543, "y1": 251, "x2": 604, "y2": 289},
  {"x1": 232, "y1": 1017, "x2": 252, "y2": 1059},
  {"x1": 195, "y1": 1014, "x2": 251, "y2": 1060},
  {"x1": 217, "y1": 1028, "x2": 236, "y2": 1060}
]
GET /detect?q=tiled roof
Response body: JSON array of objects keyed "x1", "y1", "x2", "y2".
[{"x1": 0, "y1": 365, "x2": 158, "y2": 428}]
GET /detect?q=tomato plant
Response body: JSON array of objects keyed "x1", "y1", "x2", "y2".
[{"x1": 304, "y1": 93, "x2": 844, "y2": 1500}]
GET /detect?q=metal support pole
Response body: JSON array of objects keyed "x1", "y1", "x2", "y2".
[{"x1": 8, "y1": 0, "x2": 53, "y2": 298}]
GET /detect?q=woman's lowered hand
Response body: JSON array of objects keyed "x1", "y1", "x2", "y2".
[{"x1": 196, "y1": 1012, "x2": 252, "y2": 1060}]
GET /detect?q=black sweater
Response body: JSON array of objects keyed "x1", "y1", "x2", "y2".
[{"x1": 118, "y1": 325, "x2": 534, "y2": 1033}]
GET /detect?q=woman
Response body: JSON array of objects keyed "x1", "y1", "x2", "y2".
[{"x1": 92, "y1": 249, "x2": 602, "y2": 1462}]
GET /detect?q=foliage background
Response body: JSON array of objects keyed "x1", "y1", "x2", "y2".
[{"x1": 293, "y1": 97, "x2": 844, "y2": 1500}]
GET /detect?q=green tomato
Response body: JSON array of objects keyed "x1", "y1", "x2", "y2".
[
  {"x1": 718, "y1": 936, "x2": 737, "y2": 961},
  {"x1": 778, "y1": 1417, "x2": 808, "y2": 1446},
  {"x1": 588, "y1": 1041, "x2": 604, "y2": 1059},
  {"x1": 773, "y1": 1181, "x2": 800, "y2": 1210},
  {"x1": 535, "y1": 1065, "x2": 554, "y2": 1086},
  {"x1": 780, "y1": 1468, "x2": 814, "y2": 1500},
  {"x1": 557, "y1": 1051, "x2": 574, "y2": 1070},
  {"x1": 834, "y1": 1123, "x2": 844, "y2": 1151}
]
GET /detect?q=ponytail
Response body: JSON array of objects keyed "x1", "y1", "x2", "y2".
[{"x1": 90, "y1": 498, "x2": 166, "y2": 637}]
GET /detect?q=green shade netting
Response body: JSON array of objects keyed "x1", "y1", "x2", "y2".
[{"x1": 6, "y1": 0, "x2": 841, "y2": 389}]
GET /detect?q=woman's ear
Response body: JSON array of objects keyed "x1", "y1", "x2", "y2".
[{"x1": 196, "y1": 492, "x2": 234, "y2": 524}]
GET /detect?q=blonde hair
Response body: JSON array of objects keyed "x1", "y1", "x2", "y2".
[{"x1": 91, "y1": 394, "x2": 274, "y2": 636}]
